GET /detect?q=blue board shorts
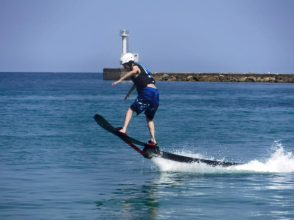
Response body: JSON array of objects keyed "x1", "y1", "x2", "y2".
[{"x1": 130, "y1": 87, "x2": 159, "y2": 120}]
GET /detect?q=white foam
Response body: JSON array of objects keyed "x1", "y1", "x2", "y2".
[{"x1": 151, "y1": 142, "x2": 294, "y2": 174}]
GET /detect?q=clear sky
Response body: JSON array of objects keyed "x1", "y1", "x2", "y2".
[{"x1": 1, "y1": 0, "x2": 294, "y2": 73}]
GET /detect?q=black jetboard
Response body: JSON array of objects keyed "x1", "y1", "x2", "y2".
[{"x1": 94, "y1": 114, "x2": 241, "y2": 167}]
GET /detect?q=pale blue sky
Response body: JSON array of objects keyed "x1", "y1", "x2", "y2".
[{"x1": 0, "y1": 0, "x2": 293, "y2": 73}]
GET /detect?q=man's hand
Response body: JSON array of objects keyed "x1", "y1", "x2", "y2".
[
  {"x1": 112, "y1": 79, "x2": 121, "y2": 86},
  {"x1": 124, "y1": 94, "x2": 130, "y2": 100}
]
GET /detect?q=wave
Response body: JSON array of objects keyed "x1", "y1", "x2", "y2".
[{"x1": 151, "y1": 141, "x2": 294, "y2": 173}]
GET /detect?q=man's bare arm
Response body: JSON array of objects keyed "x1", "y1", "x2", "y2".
[{"x1": 125, "y1": 84, "x2": 136, "y2": 100}]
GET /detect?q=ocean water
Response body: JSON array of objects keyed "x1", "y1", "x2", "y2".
[{"x1": 1, "y1": 72, "x2": 294, "y2": 220}]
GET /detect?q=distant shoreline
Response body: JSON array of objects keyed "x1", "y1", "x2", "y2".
[{"x1": 103, "y1": 68, "x2": 294, "y2": 83}]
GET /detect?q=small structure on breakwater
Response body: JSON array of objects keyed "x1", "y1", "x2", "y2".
[
  {"x1": 103, "y1": 68, "x2": 294, "y2": 83},
  {"x1": 119, "y1": 28, "x2": 139, "y2": 64}
]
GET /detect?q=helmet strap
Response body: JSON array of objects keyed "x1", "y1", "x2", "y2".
[{"x1": 127, "y1": 61, "x2": 134, "y2": 71}]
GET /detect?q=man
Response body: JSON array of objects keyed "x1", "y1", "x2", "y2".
[{"x1": 112, "y1": 53, "x2": 159, "y2": 145}]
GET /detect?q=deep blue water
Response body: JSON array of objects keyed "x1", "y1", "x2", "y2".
[{"x1": 1, "y1": 72, "x2": 294, "y2": 219}]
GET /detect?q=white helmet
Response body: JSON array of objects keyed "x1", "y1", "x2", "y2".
[{"x1": 120, "y1": 53, "x2": 134, "y2": 65}]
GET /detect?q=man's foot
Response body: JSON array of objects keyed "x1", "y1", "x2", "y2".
[
  {"x1": 119, "y1": 128, "x2": 126, "y2": 134},
  {"x1": 147, "y1": 140, "x2": 157, "y2": 146},
  {"x1": 115, "y1": 127, "x2": 127, "y2": 135}
]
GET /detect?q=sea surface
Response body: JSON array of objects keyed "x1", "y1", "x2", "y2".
[{"x1": 1, "y1": 72, "x2": 294, "y2": 220}]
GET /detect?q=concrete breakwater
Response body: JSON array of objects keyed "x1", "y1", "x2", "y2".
[{"x1": 103, "y1": 68, "x2": 294, "y2": 83}]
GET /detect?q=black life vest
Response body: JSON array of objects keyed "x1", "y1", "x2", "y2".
[{"x1": 131, "y1": 63, "x2": 155, "y2": 91}]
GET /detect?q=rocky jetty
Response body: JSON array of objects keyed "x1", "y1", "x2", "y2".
[
  {"x1": 152, "y1": 73, "x2": 294, "y2": 83},
  {"x1": 103, "y1": 68, "x2": 294, "y2": 83}
]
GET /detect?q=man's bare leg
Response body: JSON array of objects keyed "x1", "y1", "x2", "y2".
[
  {"x1": 146, "y1": 116, "x2": 156, "y2": 144},
  {"x1": 120, "y1": 108, "x2": 134, "y2": 133}
]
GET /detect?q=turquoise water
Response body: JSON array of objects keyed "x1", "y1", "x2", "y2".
[{"x1": 1, "y1": 72, "x2": 294, "y2": 219}]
